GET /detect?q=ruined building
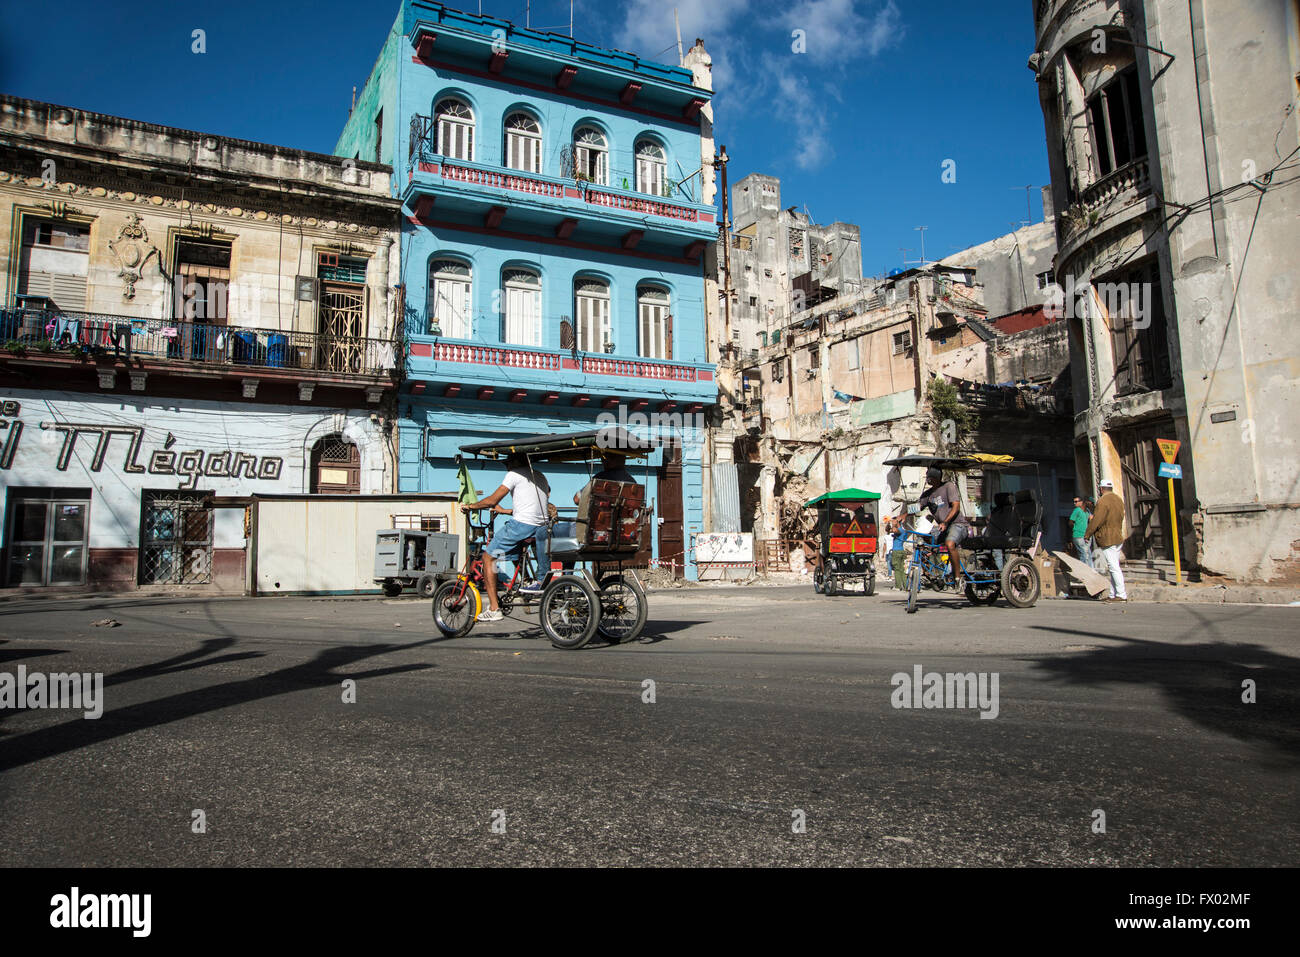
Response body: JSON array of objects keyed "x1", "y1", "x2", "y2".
[
  {"x1": 1030, "y1": 0, "x2": 1300, "y2": 582},
  {"x1": 710, "y1": 174, "x2": 1074, "y2": 563}
]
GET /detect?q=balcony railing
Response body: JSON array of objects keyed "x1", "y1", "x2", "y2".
[
  {"x1": 422, "y1": 338, "x2": 707, "y2": 383},
  {"x1": 440, "y1": 161, "x2": 567, "y2": 198},
  {"x1": 431, "y1": 341, "x2": 561, "y2": 371},
  {"x1": 0, "y1": 308, "x2": 396, "y2": 378},
  {"x1": 1062, "y1": 158, "x2": 1151, "y2": 245},
  {"x1": 583, "y1": 186, "x2": 698, "y2": 222},
  {"x1": 409, "y1": 116, "x2": 710, "y2": 224},
  {"x1": 581, "y1": 354, "x2": 699, "y2": 382}
]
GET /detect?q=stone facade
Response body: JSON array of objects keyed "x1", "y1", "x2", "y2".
[
  {"x1": 1030, "y1": 0, "x2": 1300, "y2": 581},
  {"x1": 0, "y1": 96, "x2": 403, "y2": 591}
]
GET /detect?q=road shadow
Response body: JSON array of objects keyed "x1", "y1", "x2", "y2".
[
  {"x1": 1028, "y1": 621, "x2": 1300, "y2": 763},
  {"x1": 0, "y1": 638, "x2": 438, "y2": 772},
  {"x1": 0, "y1": 596, "x2": 243, "y2": 618},
  {"x1": 0, "y1": 638, "x2": 68, "y2": 666}
]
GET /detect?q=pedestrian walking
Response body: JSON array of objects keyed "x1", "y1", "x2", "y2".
[
  {"x1": 1069, "y1": 496, "x2": 1092, "y2": 565},
  {"x1": 1085, "y1": 479, "x2": 1127, "y2": 602},
  {"x1": 889, "y1": 515, "x2": 910, "y2": 590}
]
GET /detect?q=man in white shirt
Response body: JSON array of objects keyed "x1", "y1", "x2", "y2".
[{"x1": 460, "y1": 453, "x2": 551, "y2": 622}]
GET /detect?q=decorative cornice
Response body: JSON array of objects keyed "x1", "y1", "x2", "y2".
[{"x1": 0, "y1": 169, "x2": 392, "y2": 237}]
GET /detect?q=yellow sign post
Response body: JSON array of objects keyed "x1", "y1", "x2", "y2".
[{"x1": 1157, "y1": 439, "x2": 1182, "y2": 584}]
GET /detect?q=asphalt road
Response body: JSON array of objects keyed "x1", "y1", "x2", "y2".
[{"x1": 0, "y1": 583, "x2": 1296, "y2": 866}]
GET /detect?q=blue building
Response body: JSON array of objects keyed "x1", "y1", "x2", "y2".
[{"x1": 336, "y1": 2, "x2": 718, "y2": 577}]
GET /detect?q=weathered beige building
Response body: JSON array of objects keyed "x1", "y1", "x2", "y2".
[
  {"x1": 1029, "y1": 0, "x2": 1300, "y2": 582},
  {"x1": 0, "y1": 96, "x2": 404, "y2": 591},
  {"x1": 728, "y1": 257, "x2": 1073, "y2": 554}
]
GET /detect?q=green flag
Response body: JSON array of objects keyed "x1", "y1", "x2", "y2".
[{"x1": 456, "y1": 457, "x2": 478, "y2": 504}]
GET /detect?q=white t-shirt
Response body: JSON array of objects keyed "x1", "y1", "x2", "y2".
[{"x1": 502, "y1": 467, "x2": 549, "y2": 526}]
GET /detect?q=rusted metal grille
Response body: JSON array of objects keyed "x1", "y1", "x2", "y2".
[
  {"x1": 140, "y1": 491, "x2": 213, "y2": 585},
  {"x1": 311, "y1": 435, "x2": 360, "y2": 494},
  {"x1": 319, "y1": 283, "x2": 366, "y2": 374}
]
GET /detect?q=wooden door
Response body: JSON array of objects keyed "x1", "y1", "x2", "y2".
[
  {"x1": 1114, "y1": 421, "x2": 1180, "y2": 560},
  {"x1": 657, "y1": 441, "x2": 684, "y2": 577}
]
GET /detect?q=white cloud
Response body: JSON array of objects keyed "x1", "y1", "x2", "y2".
[
  {"x1": 782, "y1": 0, "x2": 904, "y2": 64},
  {"x1": 774, "y1": 67, "x2": 834, "y2": 170},
  {"x1": 615, "y1": 0, "x2": 752, "y2": 65}
]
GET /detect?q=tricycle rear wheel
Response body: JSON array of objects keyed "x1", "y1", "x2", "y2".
[
  {"x1": 540, "y1": 576, "x2": 600, "y2": 649},
  {"x1": 964, "y1": 581, "x2": 1001, "y2": 605},
  {"x1": 999, "y1": 555, "x2": 1041, "y2": 608},
  {"x1": 596, "y1": 574, "x2": 647, "y2": 644}
]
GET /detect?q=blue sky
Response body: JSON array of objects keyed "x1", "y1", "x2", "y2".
[{"x1": 0, "y1": 0, "x2": 1050, "y2": 278}]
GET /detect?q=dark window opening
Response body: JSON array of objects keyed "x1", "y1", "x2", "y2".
[
  {"x1": 1087, "y1": 67, "x2": 1148, "y2": 178},
  {"x1": 1106, "y1": 258, "x2": 1172, "y2": 395}
]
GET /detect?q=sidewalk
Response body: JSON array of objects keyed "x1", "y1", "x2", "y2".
[{"x1": 669, "y1": 569, "x2": 1300, "y2": 605}]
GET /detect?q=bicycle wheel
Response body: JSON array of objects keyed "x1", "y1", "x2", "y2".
[
  {"x1": 964, "y1": 580, "x2": 1001, "y2": 605},
  {"x1": 539, "y1": 576, "x2": 600, "y2": 649},
  {"x1": 432, "y1": 578, "x2": 479, "y2": 638},
  {"x1": 906, "y1": 565, "x2": 921, "y2": 614},
  {"x1": 1000, "y1": 555, "x2": 1041, "y2": 608},
  {"x1": 596, "y1": 574, "x2": 648, "y2": 644}
]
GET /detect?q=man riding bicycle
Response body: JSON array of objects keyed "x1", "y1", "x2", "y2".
[
  {"x1": 919, "y1": 465, "x2": 970, "y2": 583},
  {"x1": 460, "y1": 452, "x2": 551, "y2": 622}
]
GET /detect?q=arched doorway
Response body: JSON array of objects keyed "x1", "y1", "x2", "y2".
[{"x1": 310, "y1": 434, "x2": 360, "y2": 494}]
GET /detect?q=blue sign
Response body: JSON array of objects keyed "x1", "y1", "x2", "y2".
[{"x1": 1158, "y1": 463, "x2": 1182, "y2": 480}]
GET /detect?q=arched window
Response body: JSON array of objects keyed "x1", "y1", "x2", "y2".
[
  {"x1": 310, "y1": 434, "x2": 360, "y2": 494},
  {"x1": 428, "y1": 259, "x2": 472, "y2": 338},
  {"x1": 635, "y1": 140, "x2": 666, "y2": 196},
  {"x1": 637, "y1": 284, "x2": 671, "y2": 360},
  {"x1": 502, "y1": 268, "x2": 541, "y2": 347},
  {"x1": 573, "y1": 127, "x2": 608, "y2": 185},
  {"x1": 435, "y1": 98, "x2": 474, "y2": 161},
  {"x1": 574, "y1": 278, "x2": 611, "y2": 352},
  {"x1": 504, "y1": 112, "x2": 542, "y2": 174}
]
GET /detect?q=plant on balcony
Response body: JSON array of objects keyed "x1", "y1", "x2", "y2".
[
  {"x1": 3, "y1": 339, "x2": 25, "y2": 356},
  {"x1": 35, "y1": 339, "x2": 54, "y2": 353},
  {"x1": 574, "y1": 171, "x2": 591, "y2": 184}
]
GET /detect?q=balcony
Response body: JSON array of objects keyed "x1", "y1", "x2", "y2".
[
  {"x1": 0, "y1": 308, "x2": 397, "y2": 390},
  {"x1": 407, "y1": 337, "x2": 716, "y2": 405},
  {"x1": 1060, "y1": 158, "x2": 1152, "y2": 252},
  {"x1": 407, "y1": 116, "x2": 716, "y2": 254}
]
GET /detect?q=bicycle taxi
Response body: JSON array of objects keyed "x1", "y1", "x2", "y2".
[
  {"x1": 431, "y1": 426, "x2": 652, "y2": 649},
  {"x1": 882, "y1": 454, "x2": 1044, "y2": 613},
  {"x1": 802, "y1": 488, "x2": 881, "y2": 596}
]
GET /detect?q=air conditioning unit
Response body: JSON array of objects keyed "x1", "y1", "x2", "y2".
[{"x1": 295, "y1": 276, "x2": 319, "y2": 302}]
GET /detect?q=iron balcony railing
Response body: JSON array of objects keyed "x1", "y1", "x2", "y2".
[
  {"x1": 422, "y1": 338, "x2": 709, "y2": 383},
  {"x1": 0, "y1": 308, "x2": 397, "y2": 378}
]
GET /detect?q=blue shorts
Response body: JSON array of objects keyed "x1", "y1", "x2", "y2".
[
  {"x1": 485, "y1": 519, "x2": 550, "y2": 568},
  {"x1": 941, "y1": 522, "x2": 969, "y2": 546}
]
